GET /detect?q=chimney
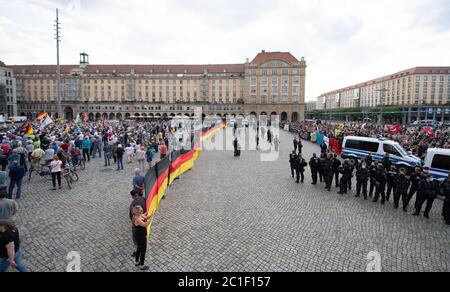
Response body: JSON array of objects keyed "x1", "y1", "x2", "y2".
[{"x1": 262, "y1": 50, "x2": 266, "y2": 53}]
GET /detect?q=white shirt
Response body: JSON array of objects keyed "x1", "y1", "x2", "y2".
[{"x1": 50, "y1": 160, "x2": 62, "y2": 173}]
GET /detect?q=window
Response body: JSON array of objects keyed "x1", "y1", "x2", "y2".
[
  {"x1": 431, "y1": 154, "x2": 450, "y2": 171},
  {"x1": 383, "y1": 144, "x2": 401, "y2": 157},
  {"x1": 345, "y1": 139, "x2": 379, "y2": 153}
]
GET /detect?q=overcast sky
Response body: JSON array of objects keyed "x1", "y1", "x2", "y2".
[{"x1": 1, "y1": 0, "x2": 449, "y2": 101}]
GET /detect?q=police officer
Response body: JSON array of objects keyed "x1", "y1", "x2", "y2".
[
  {"x1": 293, "y1": 137, "x2": 298, "y2": 154},
  {"x1": 394, "y1": 169, "x2": 410, "y2": 211},
  {"x1": 295, "y1": 155, "x2": 308, "y2": 184},
  {"x1": 309, "y1": 154, "x2": 321, "y2": 185},
  {"x1": 373, "y1": 165, "x2": 387, "y2": 205},
  {"x1": 320, "y1": 141, "x2": 328, "y2": 154},
  {"x1": 413, "y1": 174, "x2": 438, "y2": 219},
  {"x1": 331, "y1": 154, "x2": 341, "y2": 188},
  {"x1": 440, "y1": 174, "x2": 450, "y2": 225},
  {"x1": 338, "y1": 159, "x2": 352, "y2": 195},
  {"x1": 382, "y1": 153, "x2": 391, "y2": 171},
  {"x1": 355, "y1": 162, "x2": 370, "y2": 199},
  {"x1": 386, "y1": 166, "x2": 398, "y2": 202},
  {"x1": 319, "y1": 153, "x2": 327, "y2": 184},
  {"x1": 369, "y1": 161, "x2": 379, "y2": 198},
  {"x1": 405, "y1": 167, "x2": 423, "y2": 210},
  {"x1": 347, "y1": 159, "x2": 355, "y2": 191},
  {"x1": 323, "y1": 154, "x2": 333, "y2": 191},
  {"x1": 289, "y1": 150, "x2": 298, "y2": 178},
  {"x1": 366, "y1": 153, "x2": 373, "y2": 167}
]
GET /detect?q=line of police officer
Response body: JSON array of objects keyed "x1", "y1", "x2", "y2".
[{"x1": 289, "y1": 142, "x2": 450, "y2": 225}]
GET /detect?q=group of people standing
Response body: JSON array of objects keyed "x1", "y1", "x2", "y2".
[{"x1": 289, "y1": 137, "x2": 450, "y2": 225}]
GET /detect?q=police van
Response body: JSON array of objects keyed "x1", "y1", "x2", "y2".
[
  {"x1": 342, "y1": 136, "x2": 421, "y2": 169},
  {"x1": 423, "y1": 148, "x2": 450, "y2": 181}
]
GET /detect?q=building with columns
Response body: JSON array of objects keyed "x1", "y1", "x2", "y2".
[{"x1": 7, "y1": 51, "x2": 306, "y2": 122}]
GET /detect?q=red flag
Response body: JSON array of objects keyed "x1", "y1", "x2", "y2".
[
  {"x1": 387, "y1": 125, "x2": 401, "y2": 134},
  {"x1": 423, "y1": 127, "x2": 434, "y2": 138}
]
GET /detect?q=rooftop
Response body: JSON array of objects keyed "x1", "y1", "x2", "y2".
[
  {"x1": 321, "y1": 67, "x2": 450, "y2": 96},
  {"x1": 250, "y1": 51, "x2": 300, "y2": 65}
]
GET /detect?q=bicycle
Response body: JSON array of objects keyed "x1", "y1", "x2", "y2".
[
  {"x1": 63, "y1": 167, "x2": 79, "y2": 189},
  {"x1": 28, "y1": 163, "x2": 52, "y2": 181},
  {"x1": 69, "y1": 157, "x2": 86, "y2": 171}
]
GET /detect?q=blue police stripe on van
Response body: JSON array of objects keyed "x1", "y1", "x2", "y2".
[
  {"x1": 430, "y1": 167, "x2": 449, "y2": 180},
  {"x1": 343, "y1": 149, "x2": 418, "y2": 167}
]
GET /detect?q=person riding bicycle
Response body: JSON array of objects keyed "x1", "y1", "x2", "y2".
[{"x1": 70, "y1": 147, "x2": 81, "y2": 169}]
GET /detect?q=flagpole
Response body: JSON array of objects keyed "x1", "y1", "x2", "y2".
[{"x1": 55, "y1": 9, "x2": 63, "y2": 119}]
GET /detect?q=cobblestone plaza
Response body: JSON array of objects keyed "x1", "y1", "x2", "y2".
[{"x1": 12, "y1": 128, "x2": 450, "y2": 272}]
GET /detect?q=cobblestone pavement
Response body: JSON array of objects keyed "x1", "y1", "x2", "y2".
[{"x1": 11, "y1": 128, "x2": 450, "y2": 272}]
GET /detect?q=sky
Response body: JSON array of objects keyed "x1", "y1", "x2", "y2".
[{"x1": 1, "y1": 0, "x2": 449, "y2": 101}]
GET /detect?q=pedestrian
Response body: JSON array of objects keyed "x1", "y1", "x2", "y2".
[
  {"x1": 289, "y1": 151, "x2": 297, "y2": 178},
  {"x1": 146, "y1": 147, "x2": 154, "y2": 169},
  {"x1": 309, "y1": 154, "x2": 321, "y2": 185},
  {"x1": 132, "y1": 206, "x2": 151, "y2": 271},
  {"x1": 136, "y1": 146, "x2": 146, "y2": 171},
  {"x1": 129, "y1": 190, "x2": 146, "y2": 257},
  {"x1": 394, "y1": 169, "x2": 410, "y2": 211},
  {"x1": 50, "y1": 155, "x2": 62, "y2": 190},
  {"x1": 413, "y1": 174, "x2": 438, "y2": 219},
  {"x1": 331, "y1": 154, "x2": 341, "y2": 188},
  {"x1": 386, "y1": 166, "x2": 398, "y2": 202},
  {"x1": 298, "y1": 140, "x2": 303, "y2": 154},
  {"x1": 323, "y1": 154, "x2": 333, "y2": 191},
  {"x1": 0, "y1": 220, "x2": 28, "y2": 272},
  {"x1": 338, "y1": 159, "x2": 352, "y2": 195},
  {"x1": 125, "y1": 144, "x2": 134, "y2": 164},
  {"x1": 8, "y1": 161, "x2": 25, "y2": 200},
  {"x1": 405, "y1": 167, "x2": 423, "y2": 211},
  {"x1": 296, "y1": 155, "x2": 308, "y2": 184},
  {"x1": 440, "y1": 174, "x2": 450, "y2": 225},
  {"x1": 0, "y1": 188, "x2": 17, "y2": 221},
  {"x1": 132, "y1": 168, "x2": 145, "y2": 196},
  {"x1": 369, "y1": 161, "x2": 379, "y2": 198},
  {"x1": 82, "y1": 137, "x2": 91, "y2": 162},
  {"x1": 372, "y1": 165, "x2": 387, "y2": 205},
  {"x1": 116, "y1": 144, "x2": 124, "y2": 171},
  {"x1": 104, "y1": 142, "x2": 111, "y2": 167},
  {"x1": 274, "y1": 135, "x2": 280, "y2": 152},
  {"x1": 320, "y1": 141, "x2": 327, "y2": 154},
  {"x1": 293, "y1": 137, "x2": 298, "y2": 153},
  {"x1": 160, "y1": 141, "x2": 168, "y2": 159},
  {"x1": 382, "y1": 153, "x2": 391, "y2": 171},
  {"x1": 355, "y1": 162, "x2": 370, "y2": 200}
]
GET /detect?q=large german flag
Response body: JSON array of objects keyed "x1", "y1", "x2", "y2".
[
  {"x1": 169, "y1": 149, "x2": 195, "y2": 185},
  {"x1": 156, "y1": 155, "x2": 170, "y2": 202}
]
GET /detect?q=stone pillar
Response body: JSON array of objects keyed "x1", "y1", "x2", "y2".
[{"x1": 408, "y1": 107, "x2": 412, "y2": 124}]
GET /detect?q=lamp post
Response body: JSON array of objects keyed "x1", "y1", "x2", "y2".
[
  {"x1": 54, "y1": 9, "x2": 63, "y2": 119},
  {"x1": 376, "y1": 85, "x2": 389, "y2": 125}
]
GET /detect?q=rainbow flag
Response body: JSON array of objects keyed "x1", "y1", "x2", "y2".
[{"x1": 36, "y1": 111, "x2": 48, "y2": 121}]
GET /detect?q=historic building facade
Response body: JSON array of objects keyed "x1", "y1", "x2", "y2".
[
  {"x1": 0, "y1": 61, "x2": 17, "y2": 117},
  {"x1": 7, "y1": 51, "x2": 306, "y2": 122}
]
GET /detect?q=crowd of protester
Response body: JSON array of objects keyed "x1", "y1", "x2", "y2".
[{"x1": 0, "y1": 117, "x2": 191, "y2": 272}]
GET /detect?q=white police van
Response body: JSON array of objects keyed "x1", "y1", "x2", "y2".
[
  {"x1": 342, "y1": 136, "x2": 421, "y2": 169},
  {"x1": 423, "y1": 148, "x2": 450, "y2": 181}
]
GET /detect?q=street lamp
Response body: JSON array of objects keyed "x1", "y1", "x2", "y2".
[{"x1": 376, "y1": 85, "x2": 389, "y2": 125}]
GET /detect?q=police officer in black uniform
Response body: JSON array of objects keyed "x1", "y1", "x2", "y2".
[
  {"x1": 386, "y1": 165, "x2": 398, "y2": 202},
  {"x1": 309, "y1": 154, "x2": 321, "y2": 185},
  {"x1": 440, "y1": 174, "x2": 450, "y2": 225},
  {"x1": 366, "y1": 153, "x2": 373, "y2": 167},
  {"x1": 413, "y1": 174, "x2": 438, "y2": 219},
  {"x1": 323, "y1": 154, "x2": 333, "y2": 191},
  {"x1": 331, "y1": 154, "x2": 341, "y2": 188},
  {"x1": 338, "y1": 159, "x2": 352, "y2": 195},
  {"x1": 347, "y1": 159, "x2": 355, "y2": 191},
  {"x1": 405, "y1": 167, "x2": 423, "y2": 210},
  {"x1": 355, "y1": 161, "x2": 370, "y2": 199},
  {"x1": 373, "y1": 165, "x2": 387, "y2": 205},
  {"x1": 369, "y1": 161, "x2": 379, "y2": 198},
  {"x1": 394, "y1": 169, "x2": 410, "y2": 210},
  {"x1": 293, "y1": 137, "x2": 298, "y2": 154},
  {"x1": 295, "y1": 155, "x2": 308, "y2": 184},
  {"x1": 289, "y1": 150, "x2": 298, "y2": 178},
  {"x1": 319, "y1": 153, "x2": 327, "y2": 184}
]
